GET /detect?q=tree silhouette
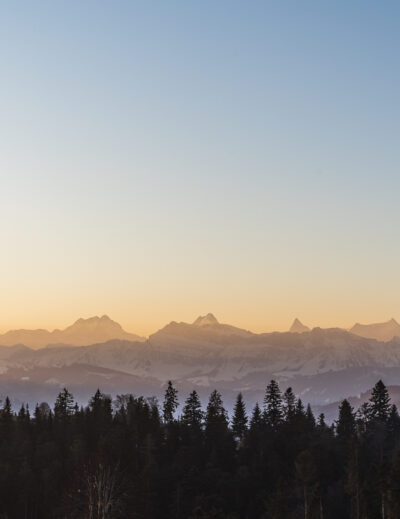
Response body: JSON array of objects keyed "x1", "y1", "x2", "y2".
[
  {"x1": 182, "y1": 390, "x2": 203, "y2": 428},
  {"x1": 264, "y1": 380, "x2": 283, "y2": 428},
  {"x1": 369, "y1": 380, "x2": 391, "y2": 422},
  {"x1": 163, "y1": 381, "x2": 179, "y2": 424},
  {"x1": 231, "y1": 392, "x2": 248, "y2": 441}
]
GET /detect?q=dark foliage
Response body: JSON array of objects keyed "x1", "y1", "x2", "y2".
[{"x1": 0, "y1": 379, "x2": 398, "y2": 518}]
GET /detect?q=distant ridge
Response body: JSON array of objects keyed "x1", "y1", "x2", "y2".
[
  {"x1": 0, "y1": 315, "x2": 145, "y2": 349},
  {"x1": 289, "y1": 318, "x2": 310, "y2": 334},
  {"x1": 350, "y1": 318, "x2": 400, "y2": 342}
]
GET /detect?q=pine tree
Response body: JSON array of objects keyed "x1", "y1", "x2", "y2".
[
  {"x1": 205, "y1": 390, "x2": 228, "y2": 429},
  {"x1": 54, "y1": 388, "x2": 75, "y2": 420},
  {"x1": 205, "y1": 389, "x2": 228, "y2": 445},
  {"x1": 306, "y1": 404, "x2": 315, "y2": 429},
  {"x1": 163, "y1": 380, "x2": 179, "y2": 424},
  {"x1": 89, "y1": 388, "x2": 104, "y2": 409},
  {"x1": 204, "y1": 390, "x2": 231, "y2": 467},
  {"x1": 2, "y1": 397, "x2": 12, "y2": 420},
  {"x1": 89, "y1": 389, "x2": 112, "y2": 430},
  {"x1": 182, "y1": 390, "x2": 203, "y2": 428},
  {"x1": 387, "y1": 404, "x2": 400, "y2": 441},
  {"x1": 283, "y1": 387, "x2": 296, "y2": 422},
  {"x1": 250, "y1": 402, "x2": 263, "y2": 430},
  {"x1": 296, "y1": 398, "x2": 305, "y2": 417},
  {"x1": 17, "y1": 404, "x2": 26, "y2": 422},
  {"x1": 369, "y1": 380, "x2": 391, "y2": 422},
  {"x1": 0, "y1": 397, "x2": 13, "y2": 436},
  {"x1": 264, "y1": 380, "x2": 283, "y2": 428},
  {"x1": 336, "y1": 399, "x2": 356, "y2": 441},
  {"x1": 231, "y1": 392, "x2": 248, "y2": 441},
  {"x1": 317, "y1": 413, "x2": 326, "y2": 429}
]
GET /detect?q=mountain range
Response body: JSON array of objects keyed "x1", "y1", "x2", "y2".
[
  {"x1": 1, "y1": 314, "x2": 399, "y2": 348},
  {"x1": 0, "y1": 313, "x2": 400, "y2": 415}
]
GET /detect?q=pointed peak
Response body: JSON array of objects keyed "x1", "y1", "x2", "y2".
[
  {"x1": 289, "y1": 318, "x2": 310, "y2": 334},
  {"x1": 193, "y1": 313, "x2": 219, "y2": 327}
]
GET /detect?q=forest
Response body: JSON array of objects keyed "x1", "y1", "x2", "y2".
[{"x1": 0, "y1": 379, "x2": 398, "y2": 519}]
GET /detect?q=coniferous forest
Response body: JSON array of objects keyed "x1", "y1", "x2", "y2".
[{"x1": 0, "y1": 379, "x2": 399, "y2": 518}]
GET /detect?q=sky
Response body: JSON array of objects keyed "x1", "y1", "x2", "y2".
[{"x1": 1, "y1": 1, "x2": 399, "y2": 335}]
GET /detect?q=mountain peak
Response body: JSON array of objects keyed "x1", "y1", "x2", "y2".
[
  {"x1": 70, "y1": 315, "x2": 122, "y2": 330},
  {"x1": 289, "y1": 318, "x2": 310, "y2": 334},
  {"x1": 0, "y1": 316, "x2": 145, "y2": 349},
  {"x1": 193, "y1": 313, "x2": 219, "y2": 327},
  {"x1": 350, "y1": 318, "x2": 400, "y2": 342}
]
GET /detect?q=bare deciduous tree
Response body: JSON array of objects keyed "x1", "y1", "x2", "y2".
[{"x1": 78, "y1": 463, "x2": 125, "y2": 519}]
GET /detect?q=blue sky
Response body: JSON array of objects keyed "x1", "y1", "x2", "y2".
[{"x1": 1, "y1": 1, "x2": 399, "y2": 333}]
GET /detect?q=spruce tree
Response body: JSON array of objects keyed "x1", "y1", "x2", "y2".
[
  {"x1": 369, "y1": 379, "x2": 391, "y2": 422},
  {"x1": 306, "y1": 404, "x2": 315, "y2": 429},
  {"x1": 283, "y1": 387, "x2": 296, "y2": 422},
  {"x1": 264, "y1": 380, "x2": 283, "y2": 428},
  {"x1": 336, "y1": 399, "x2": 356, "y2": 441},
  {"x1": 17, "y1": 404, "x2": 26, "y2": 422},
  {"x1": 317, "y1": 413, "x2": 326, "y2": 429},
  {"x1": 232, "y1": 392, "x2": 248, "y2": 441},
  {"x1": 204, "y1": 390, "x2": 232, "y2": 467},
  {"x1": 296, "y1": 398, "x2": 305, "y2": 417},
  {"x1": 205, "y1": 389, "x2": 228, "y2": 445},
  {"x1": 89, "y1": 389, "x2": 112, "y2": 430},
  {"x1": 163, "y1": 380, "x2": 179, "y2": 424},
  {"x1": 250, "y1": 402, "x2": 263, "y2": 430},
  {"x1": 2, "y1": 397, "x2": 12, "y2": 420},
  {"x1": 388, "y1": 404, "x2": 400, "y2": 437},
  {"x1": 205, "y1": 390, "x2": 228, "y2": 428},
  {"x1": 54, "y1": 388, "x2": 75, "y2": 420},
  {"x1": 182, "y1": 390, "x2": 203, "y2": 428}
]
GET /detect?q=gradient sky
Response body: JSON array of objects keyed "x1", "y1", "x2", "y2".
[{"x1": 1, "y1": 1, "x2": 400, "y2": 335}]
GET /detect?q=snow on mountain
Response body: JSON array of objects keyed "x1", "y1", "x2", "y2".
[
  {"x1": 2, "y1": 316, "x2": 400, "y2": 409},
  {"x1": 3, "y1": 327, "x2": 400, "y2": 393}
]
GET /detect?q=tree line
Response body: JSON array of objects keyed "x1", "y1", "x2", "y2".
[{"x1": 0, "y1": 379, "x2": 399, "y2": 518}]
